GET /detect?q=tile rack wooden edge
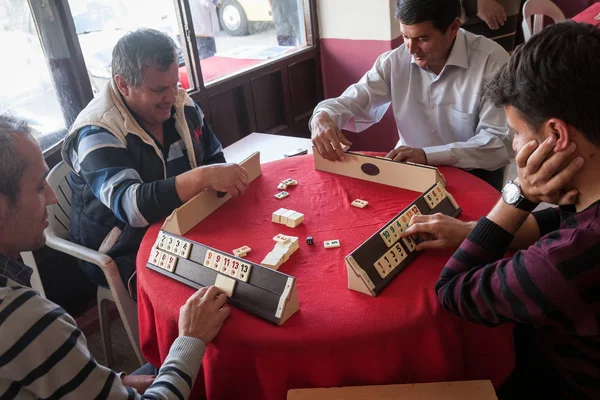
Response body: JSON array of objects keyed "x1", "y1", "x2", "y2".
[
  {"x1": 345, "y1": 184, "x2": 462, "y2": 296},
  {"x1": 314, "y1": 149, "x2": 446, "y2": 193},
  {"x1": 147, "y1": 231, "x2": 299, "y2": 325},
  {"x1": 161, "y1": 151, "x2": 262, "y2": 236}
]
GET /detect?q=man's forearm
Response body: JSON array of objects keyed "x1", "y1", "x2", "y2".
[
  {"x1": 175, "y1": 168, "x2": 210, "y2": 203},
  {"x1": 487, "y1": 199, "x2": 532, "y2": 235}
]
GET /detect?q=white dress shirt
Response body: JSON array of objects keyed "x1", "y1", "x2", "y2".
[{"x1": 312, "y1": 29, "x2": 513, "y2": 171}]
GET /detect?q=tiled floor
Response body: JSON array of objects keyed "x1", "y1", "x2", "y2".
[{"x1": 80, "y1": 305, "x2": 142, "y2": 373}]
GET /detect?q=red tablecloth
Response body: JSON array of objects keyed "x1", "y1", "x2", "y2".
[
  {"x1": 573, "y1": 2, "x2": 600, "y2": 24},
  {"x1": 137, "y1": 154, "x2": 515, "y2": 400}
]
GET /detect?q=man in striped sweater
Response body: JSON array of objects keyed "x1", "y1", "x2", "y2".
[
  {"x1": 403, "y1": 22, "x2": 600, "y2": 398},
  {"x1": 0, "y1": 116, "x2": 230, "y2": 398}
]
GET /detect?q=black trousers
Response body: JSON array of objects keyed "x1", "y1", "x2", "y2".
[{"x1": 466, "y1": 167, "x2": 505, "y2": 192}]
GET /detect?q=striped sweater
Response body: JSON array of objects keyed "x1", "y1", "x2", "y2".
[
  {"x1": 0, "y1": 255, "x2": 205, "y2": 399},
  {"x1": 436, "y1": 203, "x2": 600, "y2": 398}
]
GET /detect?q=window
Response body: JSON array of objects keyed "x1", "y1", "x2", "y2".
[
  {"x1": 0, "y1": 1, "x2": 67, "y2": 152},
  {"x1": 190, "y1": 0, "x2": 310, "y2": 85},
  {"x1": 68, "y1": 0, "x2": 185, "y2": 94}
]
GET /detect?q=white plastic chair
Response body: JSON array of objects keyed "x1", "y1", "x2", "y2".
[
  {"x1": 20, "y1": 251, "x2": 46, "y2": 297},
  {"x1": 521, "y1": 0, "x2": 566, "y2": 42},
  {"x1": 44, "y1": 161, "x2": 144, "y2": 368}
]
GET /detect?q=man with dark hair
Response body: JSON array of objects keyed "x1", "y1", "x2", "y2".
[
  {"x1": 0, "y1": 115, "x2": 231, "y2": 398},
  {"x1": 62, "y1": 29, "x2": 249, "y2": 297},
  {"x1": 311, "y1": 0, "x2": 512, "y2": 190},
  {"x1": 403, "y1": 21, "x2": 600, "y2": 398}
]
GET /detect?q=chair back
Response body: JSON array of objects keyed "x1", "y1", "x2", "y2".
[
  {"x1": 46, "y1": 161, "x2": 73, "y2": 239},
  {"x1": 522, "y1": 0, "x2": 566, "y2": 41}
]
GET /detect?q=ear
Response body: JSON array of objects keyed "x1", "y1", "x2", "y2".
[
  {"x1": 114, "y1": 75, "x2": 130, "y2": 97},
  {"x1": 447, "y1": 18, "x2": 461, "y2": 39},
  {"x1": 545, "y1": 118, "x2": 570, "y2": 152}
]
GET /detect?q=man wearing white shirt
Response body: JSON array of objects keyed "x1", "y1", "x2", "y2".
[{"x1": 310, "y1": 0, "x2": 512, "y2": 190}]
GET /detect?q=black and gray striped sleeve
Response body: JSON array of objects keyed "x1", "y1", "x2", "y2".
[{"x1": 0, "y1": 286, "x2": 205, "y2": 399}]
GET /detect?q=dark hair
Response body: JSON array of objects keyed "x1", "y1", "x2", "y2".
[
  {"x1": 485, "y1": 21, "x2": 600, "y2": 145},
  {"x1": 0, "y1": 115, "x2": 31, "y2": 203},
  {"x1": 112, "y1": 28, "x2": 178, "y2": 87},
  {"x1": 395, "y1": 0, "x2": 461, "y2": 32}
]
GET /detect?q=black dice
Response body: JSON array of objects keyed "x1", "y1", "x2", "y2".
[{"x1": 306, "y1": 236, "x2": 314, "y2": 245}]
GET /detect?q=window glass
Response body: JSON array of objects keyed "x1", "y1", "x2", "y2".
[
  {"x1": 191, "y1": 0, "x2": 309, "y2": 85},
  {"x1": 68, "y1": 0, "x2": 185, "y2": 93},
  {"x1": 0, "y1": 1, "x2": 67, "y2": 152}
]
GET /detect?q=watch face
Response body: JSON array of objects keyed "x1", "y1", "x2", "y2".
[{"x1": 502, "y1": 182, "x2": 521, "y2": 205}]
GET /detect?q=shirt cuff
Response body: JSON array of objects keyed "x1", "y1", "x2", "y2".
[
  {"x1": 308, "y1": 110, "x2": 332, "y2": 134},
  {"x1": 467, "y1": 217, "x2": 514, "y2": 259},
  {"x1": 532, "y1": 207, "x2": 560, "y2": 237},
  {"x1": 423, "y1": 145, "x2": 457, "y2": 166},
  {"x1": 164, "y1": 336, "x2": 206, "y2": 372}
]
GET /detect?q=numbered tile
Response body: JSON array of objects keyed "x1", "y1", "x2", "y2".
[
  {"x1": 213, "y1": 253, "x2": 224, "y2": 271},
  {"x1": 411, "y1": 205, "x2": 421, "y2": 216},
  {"x1": 431, "y1": 190, "x2": 440, "y2": 207},
  {"x1": 373, "y1": 259, "x2": 389, "y2": 278},
  {"x1": 229, "y1": 259, "x2": 241, "y2": 278},
  {"x1": 403, "y1": 235, "x2": 417, "y2": 252},
  {"x1": 220, "y1": 256, "x2": 232, "y2": 275},
  {"x1": 163, "y1": 236, "x2": 174, "y2": 252},
  {"x1": 179, "y1": 241, "x2": 192, "y2": 258},
  {"x1": 158, "y1": 233, "x2": 168, "y2": 250},
  {"x1": 324, "y1": 239, "x2": 341, "y2": 249},
  {"x1": 381, "y1": 253, "x2": 397, "y2": 273},
  {"x1": 403, "y1": 213, "x2": 413, "y2": 230},
  {"x1": 393, "y1": 218, "x2": 405, "y2": 234},
  {"x1": 393, "y1": 242, "x2": 407, "y2": 261},
  {"x1": 386, "y1": 247, "x2": 402, "y2": 269},
  {"x1": 435, "y1": 185, "x2": 446, "y2": 200},
  {"x1": 274, "y1": 191, "x2": 289, "y2": 200},
  {"x1": 166, "y1": 254, "x2": 178, "y2": 272},
  {"x1": 173, "y1": 238, "x2": 182, "y2": 255},
  {"x1": 158, "y1": 252, "x2": 169, "y2": 269},
  {"x1": 425, "y1": 191, "x2": 436, "y2": 209},
  {"x1": 238, "y1": 263, "x2": 252, "y2": 282},
  {"x1": 351, "y1": 199, "x2": 369, "y2": 208},
  {"x1": 388, "y1": 224, "x2": 399, "y2": 241},
  {"x1": 379, "y1": 228, "x2": 394, "y2": 247},
  {"x1": 203, "y1": 250, "x2": 215, "y2": 269},
  {"x1": 150, "y1": 249, "x2": 162, "y2": 265},
  {"x1": 277, "y1": 182, "x2": 288, "y2": 190}
]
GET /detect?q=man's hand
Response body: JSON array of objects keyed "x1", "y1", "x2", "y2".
[
  {"x1": 122, "y1": 375, "x2": 155, "y2": 394},
  {"x1": 402, "y1": 214, "x2": 476, "y2": 251},
  {"x1": 310, "y1": 112, "x2": 352, "y2": 161},
  {"x1": 203, "y1": 163, "x2": 249, "y2": 197},
  {"x1": 477, "y1": 0, "x2": 507, "y2": 30},
  {"x1": 516, "y1": 137, "x2": 584, "y2": 205},
  {"x1": 385, "y1": 146, "x2": 427, "y2": 164},
  {"x1": 179, "y1": 286, "x2": 231, "y2": 345}
]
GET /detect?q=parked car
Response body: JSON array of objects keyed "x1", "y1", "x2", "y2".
[{"x1": 219, "y1": 0, "x2": 273, "y2": 36}]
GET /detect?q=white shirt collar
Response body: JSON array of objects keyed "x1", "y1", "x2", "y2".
[{"x1": 410, "y1": 29, "x2": 469, "y2": 71}]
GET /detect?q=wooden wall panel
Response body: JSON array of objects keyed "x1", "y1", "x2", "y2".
[
  {"x1": 250, "y1": 71, "x2": 286, "y2": 133},
  {"x1": 207, "y1": 86, "x2": 250, "y2": 147},
  {"x1": 289, "y1": 58, "x2": 319, "y2": 138}
]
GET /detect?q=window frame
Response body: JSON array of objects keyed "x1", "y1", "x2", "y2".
[{"x1": 28, "y1": 0, "x2": 320, "y2": 156}]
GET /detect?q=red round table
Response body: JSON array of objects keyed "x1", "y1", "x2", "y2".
[{"x1": 137, "y1": 153, "x2": 515, "y2": 400}]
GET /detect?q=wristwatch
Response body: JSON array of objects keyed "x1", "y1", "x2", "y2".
[{"x1": 501, "y1": 180, "x2": 538, "y2": 212}]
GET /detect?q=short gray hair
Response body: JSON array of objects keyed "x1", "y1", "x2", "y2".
[
  {"x1": 0, "y1": 115, "x2": 31, "y2": 203},
  {"x1": 112, "y1": 28, "x2": 178, "y2": 88}
]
